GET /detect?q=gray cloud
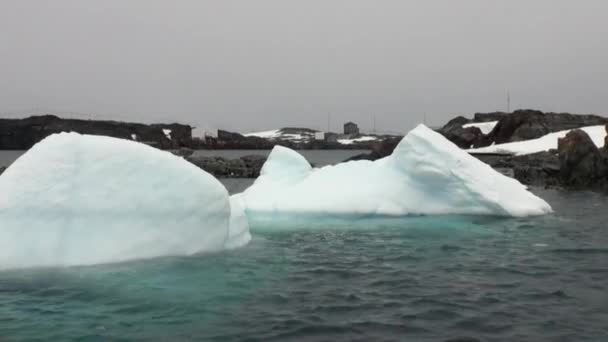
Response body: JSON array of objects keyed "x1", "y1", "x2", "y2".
[{"x1": 1, "y1": 0, "x2": 607, "y2": 135}]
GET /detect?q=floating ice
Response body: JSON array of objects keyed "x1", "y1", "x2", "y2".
[
  {"x1": 236, "y1": 124, "x2": 552, "y2": 222},
  {"x1": 0, "y1": 133, "x2": 249, "y2": 270}
]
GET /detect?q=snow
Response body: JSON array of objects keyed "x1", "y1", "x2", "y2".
[
  {"x1": 0, "y1": 132, "x2": 250, "y2": 270},
  {"x1": 462, "y1": 121, "x2": 498, "y2": 135},
  {"x1": 282, "y1": 133, "x2": 305, "y2": 141},
  {"x1": 468, "y1": 125, "x2": 607, "y2": 155},
  {"x1": 163, "y1": 129, "x2": 172, "y2": 139},
  {"x1": 131, "y1": 134, "x2": 137, "y2": 141},
  {"x1": 244, "y1": 129, "x2": 319, "y2": 141},
  {"x1": 244, "y1": 130, "x2": 281, "y2": 139},
  {"x1": 235, "y1": 124, "x2": 552, "y2": 221},
  {"x1": 337, "y1": 136, "x2": 379, "y2": 145}
]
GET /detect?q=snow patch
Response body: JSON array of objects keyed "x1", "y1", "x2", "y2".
[
  {"x1": 163, "y1": 129, "x2": 172, "y2": 139},
  {"x1": 462, "y1": 121, "x2": 498, "y2": 135},
  {"x1": 244, "y1": 130, "x2": 281, "y2": 139},
  {"x1": 468, "y1": 125, "x2": 607, "y2": 155},
  {"x1": 337, "y1": 136, "x2": 379, "y2": 145}
]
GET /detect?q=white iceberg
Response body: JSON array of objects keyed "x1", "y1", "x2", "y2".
[
  {"x1": 0, "y1": 133, "x2": 250, "y2": 270},
  {"x1": 468, "y1": 125, "x2": 607, "y2": 155},
  {"x1": 235, "y1": 124, "x2": 552, "y2": 222}
]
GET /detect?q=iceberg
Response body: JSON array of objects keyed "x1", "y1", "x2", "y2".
[
  {"x1": 0, "y1": 133, "x2": 250, "y2": 270},
  {"x1": 235, "y1": 124, "x2": 552, "y2": 222}
]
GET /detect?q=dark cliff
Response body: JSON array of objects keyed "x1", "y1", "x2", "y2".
[
  {"x1": 438, "y1": 110, "x2": 608, "y2": 148},
  {"x1": 0, "y1": 115, "x2": 193, "y2": 149}
]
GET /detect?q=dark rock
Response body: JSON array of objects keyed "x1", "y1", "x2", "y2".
[
  {"x1": 437, "y1": 116, "x2": 489, "y2": 148},
  {"x1": 0, "y1": 166, "x2": 6, "y2": 175},
  {"x1": 186, "y1": 155, "x2": 267, "y2": 178},
  {"x1": 605, "y1": 124, "x2": 608, "y2": 148},
  {"x1": 557, "y1": 129, "x2": 608, "y2": 189},
  {"x1": 169, "y1": 147, "x2": 194, "y2": 158},
  {"x1": 240, "y1": 155, "x2": 267, "y2": 175},
  {"x1": 487, "y1": 109, "x2": 608, "y2": 145},
  {"x1": 438, "y1": 126, "x2": 486, "y2": 149},
  {"x1": 0, "y1": 115, "x2": 193, "y2": 150},
  {"x1": 212, "y1": 130, "x2": 279, "y2": 149},
  {"x1": 474, "y1": 151, "x2": 562, "y2": 187},
  {"x1": 343, "y1": 137, "x2": 401, "y2": 162},
  {"x1": 443, "y1": 115, "x2": 472, "y2": 128},
  {"x1": 473, "y1": 111, "x2": 510, "y2": 122},
  {"x1": 439, "y1": 110, "x2": 608, "y2": 148}
]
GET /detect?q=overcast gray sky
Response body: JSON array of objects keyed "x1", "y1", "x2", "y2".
[{"x1": 1, "y1": 0, "x2": 606, "y2": 135}]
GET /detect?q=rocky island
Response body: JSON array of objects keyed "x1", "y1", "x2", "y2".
[
  {"x1": 2, "y1": 110, "x2": 608, "y2": 192},
  {"x1": 0, "y1": 115, "x2": 194, "y2": 150}
]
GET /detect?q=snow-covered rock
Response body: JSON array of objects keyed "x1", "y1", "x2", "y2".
[
  {"x1": 468, "y1": 125, "x2": 607, "y2": 155},
  {"x1": 236, "y1": 124, "x2": 552, "y2": 221},
  {"x1": 337, "y1": 136, "x2": 379, "y2": 145},
  {"x1": 462, "y1": 121, "x2": 498, "y2": 135},
  {"x1": 0, "y1": 133, "x2": 249, "y2": 270},
  {"x1": 244, "y1": 128, "x2": 316, "y2": 142}
]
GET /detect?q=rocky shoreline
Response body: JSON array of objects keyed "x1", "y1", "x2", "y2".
[
  {"x1": 0, "y1": 115, "x2": 194, "y2": 150},
  {"x1": 439, "y1": 110, "x2": 608, "y2": 191},
  {"x1": 0, "y1": 115, "x2": 390, "y2": 151}
]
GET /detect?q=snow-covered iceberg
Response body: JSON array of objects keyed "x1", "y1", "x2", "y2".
[
  {"x1": 0, "y1": 133, "x2": 250, "y2": 270},
  {"x1": 235, "y1": 124, "x2": 552, "y2": 222}
]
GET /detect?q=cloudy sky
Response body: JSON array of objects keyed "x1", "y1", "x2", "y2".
[{"x1": 1, "y1": 1, "x2": 606, "y2": 135}]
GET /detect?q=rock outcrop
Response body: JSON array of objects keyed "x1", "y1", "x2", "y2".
[
  {"x1": 474, "y1": 151, "x2": 561, "y2": 187},
  {"x1": 0, "y1": 115, "x2": 193, "y2": 149},
  {"x1": 0, "y1": 166, "x2": 5, "y2": 175},
  {"x1": 473, "y1": 112, "x2": 510, "y2": 122},
  {"x1": 557, "y1": 129, "x2": 608, "y2": 189},
  {"x1": 487, "y1": 110, "x2": 608, "y2": 145},
  {"x1": 437, "y1": 116, "x2": 488, "y2": 149},
  {"x1": 438, "y1": 110, "x2": 608, "y2": 149},
  {"x1": 343, "y1": 137, "x2": 402, "y2": 162},
  {"x1": 186, "y1": 155, "x2": 267, "y2": 178}
]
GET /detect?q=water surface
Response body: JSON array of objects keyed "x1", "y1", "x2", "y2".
[{"x1": 0, "y1": 151, "x2": 607, "y2": 341}]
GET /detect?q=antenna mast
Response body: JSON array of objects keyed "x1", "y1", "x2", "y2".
[{"x1": 372, "y1": 114, "x2": 376, "y2": 133}]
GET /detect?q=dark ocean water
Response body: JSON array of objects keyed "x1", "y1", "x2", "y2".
[{"x1": 1, "y1": 151, "x2": 608, "y2": 341}]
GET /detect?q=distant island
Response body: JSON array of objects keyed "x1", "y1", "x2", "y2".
[
  {"x1": 0, "y1": 115, "x2": 398, "y2": 151},
  {"x1": 2, "y1": 109, "x2": 608, "y2": 192}
]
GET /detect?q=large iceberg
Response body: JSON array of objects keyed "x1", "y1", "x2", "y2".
[
  {"x1": 235, "y1": 124, "x2": 552, "y2": 221},
  {"x1": 0, "y1": 133, "x2": 250, "y2": 270}
]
